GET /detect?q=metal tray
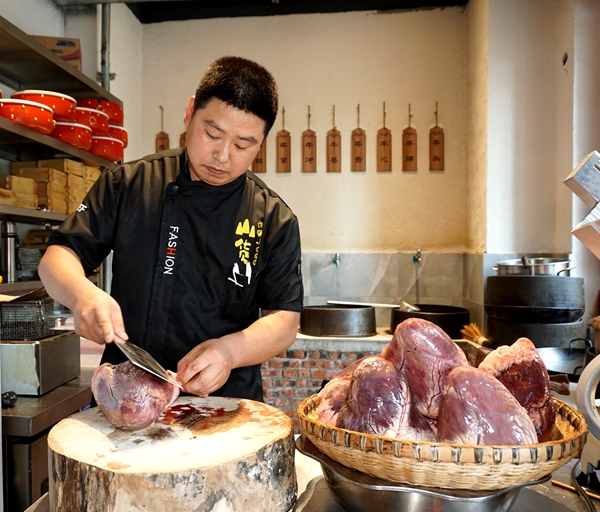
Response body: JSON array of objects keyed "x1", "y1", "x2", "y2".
[{"x1": 295, "y1": 436, "x2": 550, "y2": 512}]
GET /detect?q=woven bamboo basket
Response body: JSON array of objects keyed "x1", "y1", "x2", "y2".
[{"x1": 298, "y1": 395, "x2": 587, "y2": 491}]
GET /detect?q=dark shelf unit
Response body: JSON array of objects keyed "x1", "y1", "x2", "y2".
[{"x1": 0, "y1": 14, "x2": 121, "y2": 293}]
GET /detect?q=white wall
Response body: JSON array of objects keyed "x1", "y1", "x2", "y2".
[
  {"x1": 0, "y1": 0, "x2": 63, "y2": 36},
  {"x1": 141, "y1": 9, "x2": 467, "y2": 252},
  {"x1": 486, "y1": 0, "x2": 572, "y2": 254}
]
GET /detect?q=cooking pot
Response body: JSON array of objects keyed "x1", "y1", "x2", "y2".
[
  {"x1": 484, "y1": 275, "x2": 585, "y2": 324},
  {"x1": 492, "y1": 258, "x2": 574, "y2": 276},
  {"x1": 390, "y1": 304, "x2": 470, "y2": 339},
  {"x1": 299, "y1": 305, "x2": 376, "y2": 337},
  {"x1": 536, "y1": 338, "x2": 591, "y2": 380}
]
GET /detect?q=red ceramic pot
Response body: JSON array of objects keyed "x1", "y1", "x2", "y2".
[
  {"x1": 12, "y1": 90, "x2": 76, "y2": 122},
  {"x1": 51, "y1": 122, "x2": 92, "y2": 150},
  {"x1": 74, "y1": 107, "x2": 109, "y2": 136},
  {"x1": 90, "y1": 136, "x2": 124, "y2": 162},
  {"x1": 107, "y1": 124, "x2": 128, "y2": 148},
  {"x1": 0, "y1": 98, "x2": 55, "y2": 134},
  {"x1": 77, "y1": 99, "x2": 123, "y2": 126}
]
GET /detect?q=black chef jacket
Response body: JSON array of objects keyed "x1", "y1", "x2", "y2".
[{"x1": 49, "y1": 147, "x2": 303, "y2": 401}]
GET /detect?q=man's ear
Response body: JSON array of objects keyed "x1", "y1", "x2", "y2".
[{"x1": 183, "y1": 96, "x2": 195, "y2": 126}]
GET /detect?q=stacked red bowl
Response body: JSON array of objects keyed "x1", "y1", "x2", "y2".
[
  {"x1": 75, "y1": 107, "x2": 109, "y2": 136},
  {"x1": 51, "y1": 122, "x2": 92, "y2": 150},
  {"x1": 90, "y1": 136, "x2": 124, "y2": 162},
  {"x1": 12, "y1": 90, "x2": 76, "y2": 122},
  {"x1": 78, "y1": 98, "x2": 123, "y2": 126},
  {"x1": 108, "y1": 125, "x2": 128, "y2": 148},
  {"x1": 0, "y1": 98, "x2": 55, "y2": 134}
]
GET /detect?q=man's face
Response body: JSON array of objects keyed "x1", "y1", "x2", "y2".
[{"x1": 183, "y1": 97, "x2": 266, "y2": 186}]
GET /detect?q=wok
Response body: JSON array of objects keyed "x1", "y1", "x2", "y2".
[{"x1": 537, "y1": 338, "x2": 592, "y2": 381}]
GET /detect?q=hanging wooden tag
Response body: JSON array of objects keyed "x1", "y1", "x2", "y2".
[
  {"x1": 276, "y1": 130, "x2": 291, "y2": 173},
  {"x1": 351, "y1": 105, "x2": 366, "y2": 172},
  {"x1": 180, "y1": 131, "x2": 187, "y2": 148},
  {"x1": 252, "y1": 138, "x2": 267, "y2": 174},
  {"x1": 351, "y1": 128, "x2": 366, "y2": 172},
  {"x1": 302, "y1": 106, "x2": 316, "y2": 173},
  {"x1": 326, "y1": 106, "x2": 341, "y2": 173},
  {"x1": 276, "y1": 108, "x2": 291, "y2": 173},
  {"x1": 429, "y1": 103, "x2": 444, "y2": 171},
  {"x1": 377, "y1": 103, "x2": 392, "y2": 172},
  {"x1": 377, "y1": 128, "x2": 392, "y2": 172},
  {"x1": 402, "y1": 104, "x2": 417, "y2": 172},
  {"x1": 156, "y1": 106, "x2": 169, "y2": 152},
  {"x1": 326, "y1": 129, "x2": 341, "y2": 172},
  {"x1": 302, "y1": 129, "x2": 317, "y2": 173},
  {"x1": 156, "y1": 132, "x2": 169, "y2": 152}
]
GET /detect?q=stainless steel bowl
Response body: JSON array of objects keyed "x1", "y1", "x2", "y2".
[{"x1": 296, "y1": 436, "x2": 549, "y2": 512}]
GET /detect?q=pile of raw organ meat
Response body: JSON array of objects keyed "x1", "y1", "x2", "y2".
[
  {"x1": 91, "y1": 361, "x2": 180, "y2": 430},
  {"x1": 317, "y1": 318, "x2": 555, "y2": 445}
]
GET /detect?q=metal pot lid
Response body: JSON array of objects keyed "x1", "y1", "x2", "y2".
[{"x1": 495, "y1": 258, "x2": 570, "y2": 266}]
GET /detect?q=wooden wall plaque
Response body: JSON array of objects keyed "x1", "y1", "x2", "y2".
[
  {"x1": 276, "y1": 129, "x2": 291, "y2": 173},
  {"x1": 377, "y1": 127, "x2": 392, "y2": 172},
  {"x1": 302, "y1": 129, "x2": 317, "y2": 173},
  {"x1": 326, "y1": 128, "x2": 341, "y2": 172},
  {"x1": 429, "y1": 126, "x2": 445, "y2": 170},
  {"x1": 402, "y1": 126, "x2": 417, "y2": 172},
  {"x1": 351, "y1": 127, "x2": 366, "y2": 172},
  {"x1": 252, "y1": 138, "x2": 267, "y2": 173}
]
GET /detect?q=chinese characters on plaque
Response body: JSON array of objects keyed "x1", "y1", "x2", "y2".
[
  {"x1": 276, "y1": 107, "x2": 291, "y2": 173},
  {"x1": 302, "y1": 106, "x2": 317, "y2": 173},
  {"x1": 351, "y1": 104, "x2": 366, "y2": 172},
  {"x1": 429, "y1": 102, "x2": 445, "y2": 171},
  {"x1": 251, "y1": 137, "x2": 267, "y2": 174},
  {"x1": 377, "y1": 102, "x2": 392, "y2": 172},
  {"x1": 402, "y1": 104, "x2": 417, "y2": 172},
  {"x1": 326, "y1": 106, "x2": 341, "y2": 173}
]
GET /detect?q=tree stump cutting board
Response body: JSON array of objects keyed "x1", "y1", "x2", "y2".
[{"x1": 48, "y1": 397, "x2": 297, "y2": 512}]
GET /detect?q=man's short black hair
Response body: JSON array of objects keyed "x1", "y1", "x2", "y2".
[{"x1": 193, "y1": 56, "x2": 278, "y2": 137}]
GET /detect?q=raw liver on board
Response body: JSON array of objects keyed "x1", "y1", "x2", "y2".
[{"x1": 91, "y1": 360, "x2": 180, "y2": 430}]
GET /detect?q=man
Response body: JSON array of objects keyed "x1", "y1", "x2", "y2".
[{"x1": 38, "y1": 56, "x2": 303, "y2": 401}]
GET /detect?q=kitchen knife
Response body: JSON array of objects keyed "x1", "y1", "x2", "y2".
[{"x1": 114, "y1": 340, "x2": 183, "y2": 389}]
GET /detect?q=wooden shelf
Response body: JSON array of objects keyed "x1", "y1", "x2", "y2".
[{"x1": 0, "y1": 116, "x2": 117, "y2": 167}]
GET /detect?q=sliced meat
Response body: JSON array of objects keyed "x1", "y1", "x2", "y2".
[
  {"x1": 336, "y1": 357, "x2": 406, "y2": 437},
  {"x1": 478, "y1": 337, "x2": 555, "y2": 442},
  {"x1": 91, "y1": 361, "x2": 180, "y2": 431},
  {"x1": 438, "y1": 365, "x2": 538, "y2": 445},
  {"x1": 316, "y1": 357, "x2": 373, "y2": 426},
  {"x1": 382, "y1": 318, "x2": 469, "y2": 419}
]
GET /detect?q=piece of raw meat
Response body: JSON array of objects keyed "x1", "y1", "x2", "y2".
[
  {"x1": 336, "y1": 357, "x2": 405, "y2": 437},
  {"x1": 478, "y1": 337, "x2": 555, "y2": 442},
  {"x1": 438, "y1": 365, "x2": 538, "y2": 445},
  {"x1": 382, "y1": 318, "x2": 469, "y2": 419},
  {"x1": 91, "y1": 360, "x2": 180, "y2": 430},
  {"x1": 316, "y1": 357, "x2": 373, "y2": 426},
  {"x1": 335, "y1": 357, "x2": 436, "y2": 442}
]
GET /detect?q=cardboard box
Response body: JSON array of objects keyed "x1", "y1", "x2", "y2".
[
  {"x1": 31, "y1": 35, "x2": 82, "y2": 71},
  {"x1": 66, "y1": 173, "x2": 84, "y2": 190},
  {"x1": 12, "y1": 167, "x2": 68, "y2": 187}
]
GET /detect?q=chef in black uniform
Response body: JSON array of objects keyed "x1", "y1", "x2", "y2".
[{"x1": 38, "y1": 56, "x2": 303, "y2": 401}]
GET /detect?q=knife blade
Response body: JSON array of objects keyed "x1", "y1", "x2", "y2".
[{"x1": 114, "y1": 340, "x2": 183, "y2": 389}]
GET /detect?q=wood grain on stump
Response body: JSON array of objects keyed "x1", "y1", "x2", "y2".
[{"x1": 48, "y1": 397, "x2": 297, "y2": 511}]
